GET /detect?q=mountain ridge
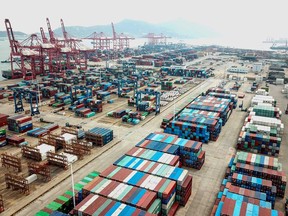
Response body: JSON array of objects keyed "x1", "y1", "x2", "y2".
[
  {"x1": 0, "y1": 31, "x2": 27, "y2": 38},
  {"x1": 53, "y1": 19, "x2": 218, "y2": 39}
]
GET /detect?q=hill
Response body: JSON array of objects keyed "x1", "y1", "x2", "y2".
[
  {"x1": 53, "y1": 19, "x2": 218, "y2": 39},
  {"x1": 0, "y1": 31, "x2": 27, "y2": 38}
]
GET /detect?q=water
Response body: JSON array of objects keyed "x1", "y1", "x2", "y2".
[{"x1": 0, "y1": 36, "x2": 273, "y2": 81}]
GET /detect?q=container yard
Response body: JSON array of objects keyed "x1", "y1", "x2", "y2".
[{"x1": 0, "y1": 17, "x2": 287, "y2": 216}]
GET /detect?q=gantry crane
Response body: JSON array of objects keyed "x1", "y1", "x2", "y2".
[
  {"x1": 117, "y1": 79, "x2": 138, "y2": 98},
  {"x1": 13, "y1": 87, "x2": 40, "y2": 116},
  {"x1": 5, "y1": 19, "x2": 45, "y2": 80},
  {"x1": 70, "y1": 85, "x2": 93, "y2": 104},
  {"x1": 60, "y1": 19, "x2": 93, "y2": 70},
  {"x1": 40, "y1": 26, "x2": 62, "y2": 74},
  {"x1": 136, "y1": 89, "x2": 161, "y2": 115},
  {"x1": 143, "y1": 33, "x2": 171, "y2": 46},
  {"x1": 111, "y1": 22, "x2": 134, "y2": 51},
  {"x1": 83, "y1": 32, "x2": 113, "y2": 50},
  {"x1": 4, "y1": 19, "x2": 24, "y2": 79}
]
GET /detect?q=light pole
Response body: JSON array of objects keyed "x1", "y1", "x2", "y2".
[{"x1": 70, "y1": 163, "x2": 76, "y2": 208}]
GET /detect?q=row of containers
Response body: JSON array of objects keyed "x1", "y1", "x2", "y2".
[
  {"x1": 0, "y1": 114, "x2": 9, "y2": 146},
  {"x1": 36, "y1": 171, "x2": 100, "y2": 216},
  {"x1": 211, "y1": 93, "x2": 286, "y2": 216},
  {"x1": 36, "y1": 132, "x2": 197, "y2": 216},
  {"x1": 0, "y1": 114, "x2": 27, "y2": 147},
  {"x1": 237, "y1": 95, "x2": 284, "y2": 156},
  {"x1": 161, "y1": 88, "x2": 237, "y2": 143},
  {"x1": 7, "y1": 115, "x2": 33, "y2": 133},
  {"x1": 69, "y1": 99, "x2": 103, "y2": 118},
  {"x1": 0, "y1": 113, "x2": 59, "y2": 144},
  {"x1": 211, "y1": 151, "x2": 286, "y2": 216}
]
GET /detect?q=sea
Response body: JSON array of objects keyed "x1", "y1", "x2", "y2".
[{"x1": 0, "y1": 36, "x2": 273, "y2": 81}]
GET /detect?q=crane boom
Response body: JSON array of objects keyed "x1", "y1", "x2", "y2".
[
  {"x1": 111, "y1": 22, "x2": 116, "y2": 39},
  {"x1": 60, "y1": 19, "x2": 68, "y2": 40},
  {"x1": 40, "y1": 27, "x2": 48, "y2": 43},
  {"x1": 5, "y1": 19, "x2": 19, "y2": 54},
  {"x1": 46, "y1": 18, "x2": 56, "y2": 44}
]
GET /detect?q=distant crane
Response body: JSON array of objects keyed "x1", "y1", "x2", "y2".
[
  {"x1": 111, "y1": 22, "x2": 134, "y2": 51},
  {"x1": 83, "y1": 32, "x2": 113, "y2": 50},
  {"x1": 5, "y1": 19, "x2": 44, "y2": 80},
  {"x1": 40, "y1": 27, "x2": 49, "y2": 44},
  {"x1": 4, "y1": 19, "x2": 22, "y2": 79},
  {"x1": 143, "y1": 33, "x2": 171, "y2": 46}
]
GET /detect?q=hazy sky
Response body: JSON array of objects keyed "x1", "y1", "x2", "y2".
[{"x1": 1, "y1": 0, "x2": 288, "y2": 40}]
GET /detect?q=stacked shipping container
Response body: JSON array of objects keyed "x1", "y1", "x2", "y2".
[
  {"x1": 67, "y1": 130, "x2": 194, "y2": 216},
  {"x1": 85, "y1": 127, "x2": 113, "y2": 146},
  {"x1": 162, "y1": 90, "x2": 235, "y2": 144},
  {"x1": 0, "y1": 129, "x2": 6, "y2": 146},
  {"x1": 36, "y1": 171, "x2": 100, "y2": 216},
  {"x1": 237, "y1": 95, "x2": 284, "y2": 156},
  {"x1": 211, "y1": 152, "x2": 286, "y2": 216},
  {"x1": 7, "y1": 115, "x2": 33, "y2": 133},
  {"x1": 144, "y1": 132, "x2": 205, "y2": 169},
  {"x1": 0, "y1": 114, "x2": 9, "y2": 127}
]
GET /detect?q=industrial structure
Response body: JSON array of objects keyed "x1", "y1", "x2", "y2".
[
  {"x1": 1, "y1": 17, "x2": 288, "y2": 216},
  {"x1": 3, "y1": 19, "x2": 92, "y2": 80},
  {"x1": 143, "y1": 33, "x2": 171, "y2": 46}
]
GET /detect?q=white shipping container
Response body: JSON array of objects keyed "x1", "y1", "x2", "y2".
[
  {"x1": 61, "y1": 133, "x2": 77, "y2": 145},
  {"x1": 26, "y1": 174, "x2": 37, "y2": 184},
  {"x1": 276, "y1": 78, "x2": 284, "y2": 85},
  {"x1": 61, "y1": 152, "x2": 78, "y2": 164},
  {"x1": 256, "y1": 89, "x2": 268, "y2": 96}
]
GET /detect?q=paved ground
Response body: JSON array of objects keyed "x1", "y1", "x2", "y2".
[
  {"x1": 4, "y1": 67, "x2": 288, "y2": 216},
  {"x1": 13, "y1": 78, "x2": 220, "y2": 216}
]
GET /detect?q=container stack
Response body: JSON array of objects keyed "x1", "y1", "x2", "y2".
[
  {"x1": 231, "y1": 152, "x2": 286, "y2": 198},
  {"x1": 72, "y1": 194, "x2": 151, "y2": 216},
  {"x1": 137, "y1": 101, "x2": 150, "y2": 111},
  {"x1": 85, "y1": 127, "x2": 113, "y2": 146},
  {"x1": 7, "y1": 115, "x2": 33, "y2": 133},
  {"x1": 216, "y1": 197, "x2": 284, "y2": 216},
  {"x1": 211, "y1": 152, "x2": 286, "y2": 216},
  {"x1": 242, "y1": 122, "x2": 281, "y2": 137},
  {"x1": 36, "y1": 171, "x2": 100, "y2": 216},
  {"x1": 237, "y1": 131, "x2": 281, "y2": 156},
  {"x1": 136, "y1": 139, "x2": 180, "y2": 155},
  {"x1": 82, "y1": 177, "x2": 161, "y2": 214},
  {"x1": 177, "y1": 113, "x2": 222, "y2": 141},
  {"x1": 245, "y1": 115, "x2": 284, "y2": 135},
  {"x1": 164, "y1": 120, "x2": 210, "y2": 143},
  {"x1": 251, "y1": 95, "x2": 276, "y2": 107},
  {"x1": 107, "y1": 109, "x2": 127, "y2": 118},
  {"x1": 187, "y1": 96, "x2": 233, "y2": 125},
  {"x1": 249, "y1": 105, "x2": 281, "y2": 118},
  {"x1": 207, "y1": 92, "x2": 238, "y2": 109},
  {"x1": 96, "y1": 91, "x2": 110, "y2": 100},
  {"x1": 54, "y1": 93, "x2": 71, "y2": 106},
  {"x1": 27, "y1": 124, "x2": 59, "y2": 138},
  {"x1": 144, "y1": 132, "x2": 205, "y2": 170},
  {"x1": 0, "y1": 129, "x2": 7, "y2": 146},
  {"x1": 206, "y1": 87, "x2": 230, "y2": 94},
  {"x1": 86, "y1": 99, "x2": 103, "y2": 113},
  {"x1": 161, "y1": 81, "x2": 173, "y2": 91},
  {"x1": 124, "y1": 147, "x2": 180, "y2": 166},
  {"x1": 113, "y1": 156, "x2": 192, "y2": 206},
  {"x1": 60, "y1": 129, "x2": 193, "y2": 216},
  {"x1": 75, "y1": 107, "x2": 95, "y2": 118},
  {"x1": 0, "y1": 114, "x2": 9, "y2": 127},
  {"x1": 41, "y1": 87, "x2": 58, "y2": 99},
  {"x1": 237, "y1": 95, "x2": 284, "y2": 156},
  {"x1": 6, "y1": 135, "x2": 26, "y2": 147},
  {"x1": 100, "y1": 165, "x2": 184, "y2": 214},
  {"x1": 162, "y1": 92, "x2": 234, "y2": 144}
]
